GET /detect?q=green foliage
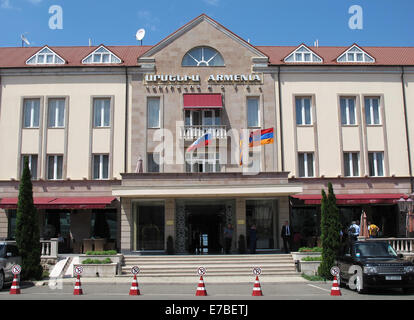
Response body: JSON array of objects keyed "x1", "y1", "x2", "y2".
[
  {"x1": 15, "y1": 158, "x2": 43, "y2": 281},
  {"x1": 318, "y1": 182, "x2": 341, "y2": 280},
  {"x1": 298, "y1": 247, "x2": 323, "y2": 252},
  {"x1": 301, "y1": 256, "x2": 322, "y2": 261},
  {"x1": 81, "y1": 258, "x2": 112, "y2": 264},
  {"x1": 85, "y1": 250, "x2": 117, "y2": 256}
]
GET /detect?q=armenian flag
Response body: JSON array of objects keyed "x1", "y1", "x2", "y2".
[
  {"x1": 186, "y1": 133, "x2": 212, "y2": 153},
  {"x1": 249, "y1": 128, "x2": 274, "y2": 147}
]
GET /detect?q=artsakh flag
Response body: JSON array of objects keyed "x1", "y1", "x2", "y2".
[
  {"x1": 249, "y1": 128, "x2": 274, "y2": 147},
  {"x1": 186, "y1": 133, "x2": 212, "y2": 153}
]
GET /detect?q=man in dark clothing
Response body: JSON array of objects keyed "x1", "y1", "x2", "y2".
[
  {"x1": 281, "y1": 220, "x2": 293, "y2": 253},
  {"x1": 224, "y1": 224, "x2": 233, "y2": 254},
  {"x1": 249, "y1": 224, "x2": 257, "y2": 254}
]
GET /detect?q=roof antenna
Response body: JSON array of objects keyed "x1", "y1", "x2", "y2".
[
  {"x1": 21, "y1": 33, "x2": 30, "y2": 47},
  {"x1": 136, "y1": 28, "x2": 146, "y2": 46}
]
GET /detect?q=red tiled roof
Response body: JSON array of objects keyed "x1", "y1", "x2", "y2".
[{"x1": 1, "y1": 44, "x2": 414, "y2": 68}]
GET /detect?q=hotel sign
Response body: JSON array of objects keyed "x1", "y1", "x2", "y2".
[{"x1": 144, "y1": 73, "x2": 263, "y2": 85}]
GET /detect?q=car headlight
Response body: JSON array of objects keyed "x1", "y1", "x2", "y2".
[
  {"x1": 404, "y1": 266, "x2": 414, "y2": 273},
  {"x1": 364, "y1": 266, "x2": 378, "y2": 274}
]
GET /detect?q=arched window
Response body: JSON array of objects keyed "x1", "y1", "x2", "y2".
[{"x1": 182, "y1": 46, "x2": 224, "y2": 67}]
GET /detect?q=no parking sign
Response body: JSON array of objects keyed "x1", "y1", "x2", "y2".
[
  {"x1": 12, "y1": 264, "x2": 21, "y2": 275},
  {"x1": 74, "y1": 265, "x2": 83, "y2": 276}
]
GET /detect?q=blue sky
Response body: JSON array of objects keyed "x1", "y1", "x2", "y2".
[{"x1": 0, "y1": 0, "x2": 413, "y2": 48}]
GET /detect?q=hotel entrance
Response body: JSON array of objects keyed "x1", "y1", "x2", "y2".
[{"x1": 175, "y1": 199, "x2": 235, "y2": 254}]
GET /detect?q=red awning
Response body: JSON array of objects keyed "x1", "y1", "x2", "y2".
[
  {"x1": 183, "y1": 93, "x2": 223, "y2": 109},
  {"x1": 0, "y1": 197, "x2": 117, "y2": 209},
  {"x1": 291, "y1": 194, "x2": 404, "y2": 205}
]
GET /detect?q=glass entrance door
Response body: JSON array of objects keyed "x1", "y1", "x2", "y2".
[{"x1": 134, "y1": 201, "x2": 165, "y2": 251}]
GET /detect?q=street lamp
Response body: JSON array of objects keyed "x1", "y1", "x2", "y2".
[{"x1": 397, "y1": 193, "x2": 414, "y2": 237}]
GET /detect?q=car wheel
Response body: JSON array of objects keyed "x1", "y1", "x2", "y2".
[
  {"x1": 0, "y1": 271, "x2": 4, "y2": 290},
  {"x1": 338, "y1": 273, "x2": 346, "y2": 288},
  {"x1": 355, "y1": 275, "x2": 366, "y2": 294}
]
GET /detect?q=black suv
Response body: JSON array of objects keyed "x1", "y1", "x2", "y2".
[{"x1": 336, "y1": 240, "x2": 414, "y2": 294}]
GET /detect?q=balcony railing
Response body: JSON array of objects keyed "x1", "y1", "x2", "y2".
[
  {"x1": 180, "y1": 125, "x2": 227, "y2": 140},
  {"x1": 365, "y1": 238, "x2": 414, "y2": 254}
]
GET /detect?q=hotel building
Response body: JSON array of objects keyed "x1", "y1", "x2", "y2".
[{"x1": 0, "y1": 14, "x2": 413, "y2": 254}]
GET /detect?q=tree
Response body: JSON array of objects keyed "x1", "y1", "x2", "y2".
[
  {"x1": 15, "y1": 158, "x2": 43, "y2": 280},
  {"x1": 318, "y1": 182, "x2": 341, "y2": 280}
]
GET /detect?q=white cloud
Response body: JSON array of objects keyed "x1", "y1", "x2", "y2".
[{"x1": 1, "y1": 0, "x2": 13, "y2": 9}]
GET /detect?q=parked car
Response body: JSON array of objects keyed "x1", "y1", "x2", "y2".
[
  {"x1": 336, "y1": 240, "x2": 414, "y2": 294},
  {"x1": 0, "y1": 242, "x2": 22, "y2": 289}
]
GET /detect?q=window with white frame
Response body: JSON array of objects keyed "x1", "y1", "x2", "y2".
[
  {"x1": 368, "y1": 152, "x2": 384, "y2": 177},
  {"x1": 82, "y1": 46, "x2": 122, "y2": 64},
  {"x1": 48, "y1": 98, "x2": 65, "y2": 128},
  {"x1": 247, "y1": 97, "x2": 260, "y2": 127},
  {"x1": 340, "y1": 97, "x2": 357, "y2": 125},
  {"x1": 337, "y1": 45, "x2": 375, "y2": 63},
  {"x1": 185, "y1": 152, "x2": 220, "y2": 173},
  {"x1": 93, "y1": 98, "x2": 111, "y2": 127},
  {"x1": 185, "y1": 109, "x2": 221, "y2": 126},
  {"x1": 21, "y1": 155, "x2": 38, "y2": 180},
  {"x1": 296, "y1": 97, "x2": 312, "y2": 125},
  {"x1": 343, "y1": 152, "x2": 359, "y2": 177},
  {"x1": 182, "y1": 47, "x2": 224, "y2": 67},
  {"x1": 26, "y1": 47, "x2": 65, "y2": 65},
  {"x1": 298, "y1": 152, "x2": 314, "y2": 177},
  {"x1": 284, "y1": 45, "x2": 323, "y2": 63},
  {"x1": 93, "y1": 154, "x2": 109, "y2": 179},
  {"x1": 47, "y1": 155, "x2": 63, "y2": 180},
  {"x1": 147, "y1": 153, "x2": 160, "y2": 173},
  {"x1": 23, "y1": 99, "x2": 40, "y2": 128},
  {"x1": 364, "y1": 97, "x2": 381, "y2": 125},
  {"x1": 147, "y1": 98, "x2": 160, "y2": 128}
]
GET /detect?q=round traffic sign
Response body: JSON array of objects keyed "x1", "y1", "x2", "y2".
[
  {"x1": 131, "y1": 266, "x2": 140, "y2": 275},
  {"x1": 330, "y1": 266, "x2": 340, "y2": 276},
  {"x1": 74, "y1": 266, "x2": 84, "y2": 275},
  {"x1": 253, "y1": 267, "x2": 262, "y2": 275},
  {"x1": 197, "y1": 267, "x2": 206, "y2": 275},
  {"x1": 12, "y1": 264, "x2": 21, "y2": 275}
]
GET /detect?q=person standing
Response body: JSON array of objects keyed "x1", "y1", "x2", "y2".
[
  {"x1": 348, "y1": 220, "x2": 360, "y2": 242},
  {"x1": 249, "y1": 224, "x2": 257, "y2": 254},
  {"x1": 224, "y1": 223, "x2": 233, "y2": 254},
  {"x1": 281, "y1": 220, "x2": 293, "y2": 253},
  {"x1": 368, "y1": 221, "x2": 379, "y2": 238}
]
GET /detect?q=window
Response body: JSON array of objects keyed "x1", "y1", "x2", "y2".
[
  {"x1": 47, "y1": 155, "x2": 63, "y2": 180},
  {"x1": 368, "y1": 152, "x2": 384, "y2": 177},
  {"x1": 284, "y1": 45, "x2": 323, "y2": 63},
  {"x1": 340, "y1": 97, "x2": 356, "y2": 125},
  {"x1": 23, "y1": 99, "x2": 40, "y2": 128},
  {"x1": 337, "y1": 45, "x2": 375, "y2": 63},
  {"x1": 21, "y1": 155, "x2": 38, "y2": 180},
  {"x1": 185, "y1": 110, "x2": 221, "y2": 126},
  {"x1": 298, "y1": 152, "x2": 314, "y2": 177},
  {"x1": 182, "y1": 47, "x2": 224, "y2": 67},
  {"x1": 247, "y1": 97, "x2": 259, "y2": 127},
  {"x1": 93, "y1": 98, "x2": 110, "y2": 127},
  {"x1": 296, "y1": 97, "x2": 312, "y2": 125},
  {"x1": 185, "y1": 152, "x2": 220, "y2": 173},
  {"x1": 365, "y1": 98, "x2": 381, "y2": 125},
  {"x1": 93, "y1": 154, "x2": 109, "y2": 180},
  {"x1": 147, "y1": 153, "x2": 160, "y2": 173},
  {"x1": 82, "y1": 46, "x2": 122, "y2": 64},
  {"x1": 26, "y1": 47, "x2": 65, "y2": 65},
  {"x1": 343, "y1": 152, "x2": 359, "y2": 177},
  {"x1": 48, "y1": 98, "x2": 65, "y2": 128},
  {"x1": 147, "y1": 98, "x2": 160, "y2": 128}
]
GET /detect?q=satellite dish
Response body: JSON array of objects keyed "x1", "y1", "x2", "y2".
[
  {"x1": 136, "y1": 28, "x2": 146, "y2": 45},
  {"x1": 21, "y1": 34, "x2": 30, "y2": 46}
]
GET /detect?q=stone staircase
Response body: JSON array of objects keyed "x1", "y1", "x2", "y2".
[{"x1": 120, "y1": 254, "x2": 298, "y2": 278}]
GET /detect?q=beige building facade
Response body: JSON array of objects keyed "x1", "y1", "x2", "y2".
[{"x1": 0, "y1": 15, "x2": 413, "y2": 254}]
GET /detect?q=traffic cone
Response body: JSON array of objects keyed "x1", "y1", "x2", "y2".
[
  {"x1": 195, "y1": 276, "x2": 207, "y2": 296},
  {"x1": 73, "y1": 274, "x2": 83, "y2": 295},
  {"x1": 330, "y1": 276, "x2": 342, "y2": 296},
  {"x1": 9, "y1": 274, "x2": 20, "y2": 295},
  {"x1": 252, "y1": 276, "x2": 263, "y2": 296},
  {"x1": 129, "y1": 274, "x2": 141, "y2": 296}
]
